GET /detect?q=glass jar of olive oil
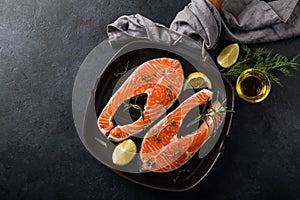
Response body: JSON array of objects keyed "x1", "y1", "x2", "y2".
[{"x1": 236, "y1": 68, "x2": 271, "y2": 103}]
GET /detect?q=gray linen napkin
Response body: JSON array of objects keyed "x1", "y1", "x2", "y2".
[
  {"x1": 107, "y1": 14, "x2": 183, "y2": 49},
  {"x1": 220, "y1": 0, "x2": 300, "y2": 43},
  {"x1": 107, "y1": 0, "x2": 300, "y2": 49}
]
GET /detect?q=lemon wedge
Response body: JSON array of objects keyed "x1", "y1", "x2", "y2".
[
  {"x1": 112, "y1": 139, "x2": 137, "y2": 166},
  {"x1": 217, "y1": 43, "x2": 239, "y2": 68},
  {"x1": 184, "y1": 72, "x2": 212, "y2": 90}
]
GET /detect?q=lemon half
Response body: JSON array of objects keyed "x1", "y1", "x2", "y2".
[
  {"x1": 184, "y1": 72, "x2": 212, "y2": 90},
  {"x1": 112, "y1": 139, "x2": 137, "y2": 166},
  {"x1": 217, "y1": 43, "x2": 239, "y2": 68}
]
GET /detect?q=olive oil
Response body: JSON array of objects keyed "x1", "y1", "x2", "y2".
[{"x1": 236, "y1": 69, "x2": 271, "y2": 103}]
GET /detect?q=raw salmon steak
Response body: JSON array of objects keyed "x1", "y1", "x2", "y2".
[
  {"x1": 98, "y1": 58, "x2": 184, "y2": 142},
  {"x1": 140, "y1": 89, "x2": 225, "y2": 172}
]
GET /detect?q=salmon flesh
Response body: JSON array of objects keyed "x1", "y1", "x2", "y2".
[
  {"x1": 98, "y1": 58, "x2": 184, "y2": 142},
  {"x1": 140, "y1": 89, "x2": 225, "y2": 172}
]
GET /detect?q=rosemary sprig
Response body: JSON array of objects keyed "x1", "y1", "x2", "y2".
[
  {"x1": 167, "y1": 84, "x2": 173, "y2": 97},
  {"x1": 141, "y1": 75, "x2": 152, "y2": 82},
  {"x1": 153, "y1": 119, "x2": 175, "y2": 141},
  {"x1": 146, "y1": 159, "x2": 156, "y2": 167},
  {"x1": 142, "y1": 123, "x2": 150, "y2": 131},
  {"x1": 172, "y1": 169, "x2": 190, "y2": 183},
  {"x1": 123, "y1": 98, "x2": 144, "y2": 120},
  {"x1": 162, "y1": 149, "x2": 182, "y2": 158},
  {"x1": 221, "y1": 45, "x2": 299, "y2": 86},
  {"x1": 95, "y1": 137, "x2": 107, "y2": 148},
  {"x1": 114, "y1": 61, "x2": 129, "y2": 77},
  {"x1": 186, "y1": 98, "x2": 234, "y2": 132},
  {"x1": 162, "y1": 119, "x2": 175, "y2": 130}
]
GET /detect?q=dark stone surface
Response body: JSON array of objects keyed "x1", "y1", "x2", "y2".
[{"x1": 1, "y1": 0, "x2": 299, "y2": 199}]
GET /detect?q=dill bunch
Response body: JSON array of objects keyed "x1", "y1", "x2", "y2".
[{"x1": 221, "y1": 45, "x2": 299, "y2": 86}]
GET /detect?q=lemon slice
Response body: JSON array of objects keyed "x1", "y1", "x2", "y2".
[
  {"x1": 184, "y1": 72, "x2": 212, "y2": 90},
  {"x1": 217, "y1": 43, "x2": 239, "y2": 68},
  {"x1": 112, "y1": 139, "x2": 137, "y2": 166}
]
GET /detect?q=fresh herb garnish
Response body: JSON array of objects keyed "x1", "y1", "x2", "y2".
[
  {"x1": 141, "y1": 73, "x2": 159, "y2": 82},
  {"x1": 186, "y1": 97, "x2": 234, "y2": 135},
  {"x1": 152, "y1": 119, "x2": 175, "y2": 141},
  {"x1": 186, "y1": 98, "x2": 210, "y2": 128},
  {"x1": 146, "y1": 159, "x2": 156, "y2": 167},
  {"x1": 161, "y1": 149, "x2": 182, "y2": 158},
  {"x1": 162, "y1": 119, "x2": 175, "y2": 130},
  {"x1": 173, "y1": 150, "x2": 181, "y2": 158},
  {"x1": 142, "y1": 123, "x2": 150, "y2": 131},
  {"x1": 172, "y1": 169, "x2": 190, "y2": 183},
  {"x1": 141, "y1": 75, "x2": 151, "y2": 82},
  {"x1": 221, "y1": 45, "x2": 299, "y2": 86},
  {"x1": 167, "y1": 84, "x2": 173, "y2": 97},
  {"x1": 123, "y1": 97, "x2": 144, "y2": 120},
  {"x1": 95, "y1": 137, "x2": 107, "y2": 148},
  {"x1": 114, "y1": 61, "x2": 129, "y2": 77},
  {"x1": 169, "y1": 69, "x2": 175, "y2": 73},
  {"x1": 153, "y1": 134, "x2": 161, "y2": 142}
]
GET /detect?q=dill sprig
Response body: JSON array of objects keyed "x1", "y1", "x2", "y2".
[
  {"x1": 123, "y1": 98, "x2": 144, "y2": 120},
  {"x1": 172, "y1": 169, "x2": 190, "y2": 183},
  {"x1": 114, "y1": 61, "x2": 129, "y2": 77},
  {"x1": 221, "y1": 45, "x2": 299, "y2": 86}
]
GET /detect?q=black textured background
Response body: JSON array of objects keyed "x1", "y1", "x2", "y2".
[{"x1": 1, "y1": 0, "x2": 300, "y2": 199}]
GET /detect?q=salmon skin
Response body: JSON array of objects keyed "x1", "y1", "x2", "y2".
[
  {"x1": 98, "y1": 58, "x2": 184, "y2": 142},
  {"x1": 140, "y1": 89, "x2": 225, "y2": 173}
]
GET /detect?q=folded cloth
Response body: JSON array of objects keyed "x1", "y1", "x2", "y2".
[
  {"x1": 220, "y1": 0, "x2": 300, "y2": 43},
  {"x1": 107, "y1": 0, "x2": 300, "y2": 49},
  {"x1": 107, "y1": 14, "x2": 182, "y2": 49},
  {"x1": 170, "y1": 0, "x2": 222, "y2": 49}
]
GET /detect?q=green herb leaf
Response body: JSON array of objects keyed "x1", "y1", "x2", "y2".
[
  {"x1": 114, "y1": 61, "x2": 129, "y2": 77},
  {"x1": 95, "y1": 137, "x2": 107, "y2": 148},
  {"x1": 146, "y1": 159, "x2": 156, "y2": 167},
  {"x1": 221, "y1": 45, "x2": 299, "y2": 86},
  {"x1": 186, "y1": 97, "x2": 234, "y2": 135},
  {"x1": 162, "y1": 119, "x2": 175, "y2": 130},
  {"x1": 123, "y1": 101, "x2": 144, "y2": 120},
  {"x1": 172, "y1": 169, "x2": 190, "y2": 183},
  {"x1": 173, "y1": 150, "x2": 181, "y2": 157}
]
